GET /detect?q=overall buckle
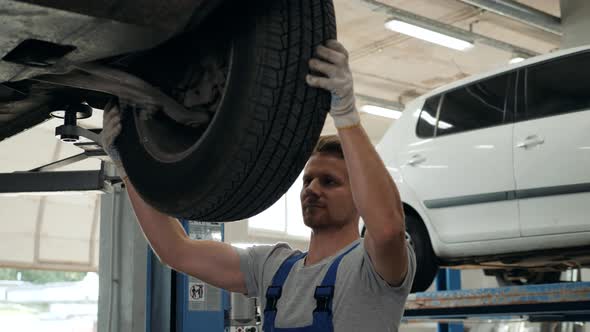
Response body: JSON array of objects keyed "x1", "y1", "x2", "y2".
[
  {"x1": 265, "y1": 286, "x2": 282, "y2": 312},
  {"x1": 314, "y1": 285, "x2": 334, "y2": 312}
]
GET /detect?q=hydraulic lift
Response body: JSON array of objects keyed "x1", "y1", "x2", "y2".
[
  {"x1": 406, "y1": 281, "x2": 590, "y2": 322},
  {"x1": 406, "y1": 269, "x2": 590, "y2": 330}
]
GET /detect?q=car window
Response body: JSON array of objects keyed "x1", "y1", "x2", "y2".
[
  {"x1": 416, "y1": 95, "x2": 441, "y2": 138},
  {"x1": 436, "y1": 73, "x2": 511, "y2": 137},
  {"x1": 525, "y1": 51, "x2": 590, "y2": 120}
]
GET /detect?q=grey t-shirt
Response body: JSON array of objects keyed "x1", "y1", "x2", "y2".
[{"x1": 235, "y1": 238, "x2": 416, "y2": 331}]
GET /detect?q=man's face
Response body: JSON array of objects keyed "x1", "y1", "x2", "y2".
[{"x1": 300, "y1": 153, "x2": 358, "y2": 230}]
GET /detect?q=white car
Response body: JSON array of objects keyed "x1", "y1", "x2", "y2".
[{"x1": 377, "y1": 45, "x2": 590, "y2": 292}]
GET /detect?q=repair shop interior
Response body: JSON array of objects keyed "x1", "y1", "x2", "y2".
[{"x1": 0, "y1": 0, "x2": 588, "y2": 331}]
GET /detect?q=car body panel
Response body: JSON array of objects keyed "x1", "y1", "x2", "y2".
[
  {"x1": 399, "y1": 121, "x2": 518, "y2": 243},
  {"x1": 514, "y1": 111, "x2": 590, "y2": 236},
  {"x1": 437, "y1": 232, "x2": 590, "y2": 266},
  {"x1": 15, "y1": 0, "x2": 222, "y2": 32},
  {"x1": 0, "y1": 0, "x2": 226, "y2": 141},
  {"x1": 377, "y1": 99, "x2": 446, "y2": 257},
  {"x1": 0, "y1": 0, "x2": 225, "y2": 82}
]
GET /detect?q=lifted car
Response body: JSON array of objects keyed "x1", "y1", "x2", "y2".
[
  {"x1": 0, "y1": 0, "x2": 336, "y2": 220},
  {"x1": 378, "y1": 45, "x2": 590, "y2": 292}
]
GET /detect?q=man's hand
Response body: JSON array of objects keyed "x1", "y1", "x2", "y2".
[
  {"x1": 306, "y1": 40, "x2": 360, "y2": 129},
  {"x1": 101, "y1": 100, "x2": 127, "y2": 179}
]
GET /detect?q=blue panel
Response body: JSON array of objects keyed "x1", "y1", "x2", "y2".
[
  {"x1": 175, "y1": 220, "x2": 227, "y2": 332},
  {"x1": 146, "y1": 246, "x2": 173, "y2": 332},
  {"x1": 436, "y1": 269, "x2": 461, "y2": 291},
  {"x1": 436, "y1": 269, "x2": 463, "y2": 332},
  {"x1": 176, "y1": 271, "x2": 226, "y2": 331},
  {"x1": 146, "y1": 220, "x2": 228, "y2": 331}
]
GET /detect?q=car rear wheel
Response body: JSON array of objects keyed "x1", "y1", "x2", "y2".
[
  {"x1": 362, "y1": 213, "x2": 439, "y2": 293},
  {"x1": 405, "y1": 213, "x2": 439, "y2": 293},
  {"x1": 116, "y1": 0, "x2": 336, "y2": 220}
]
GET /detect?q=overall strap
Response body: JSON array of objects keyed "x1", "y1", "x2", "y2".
[
  {"x1": 264, "y1": 252, "x2": 307, "y2": 322},
  {"x1": 314, "y1": 242, "x2": 360, "y2": 313},
  {"x1": 263, "y1": 242, "x2": 360, "y2": 331},
  {"x1": 270, "y1": 252, "x2": 307, "y2": 289}
]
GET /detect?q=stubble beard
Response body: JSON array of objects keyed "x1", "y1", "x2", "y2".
[{"x1": 302, "y1": 207, "x2": 347, "y2": 231}]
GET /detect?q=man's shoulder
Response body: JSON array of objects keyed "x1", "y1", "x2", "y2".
[
  {"x1": 265, "y1": 242, "x2": 299, "y2": 260},
  {"x1": 244, "y1": 242, "x2": 299, "y2": 265}
]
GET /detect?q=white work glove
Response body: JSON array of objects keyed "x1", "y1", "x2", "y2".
[
  {"x1": 306, "y1": 40, "x2": 360, "y2": 129},
  {"x1": 101, "y1": 100, "x2": 127, "y2": 179}
]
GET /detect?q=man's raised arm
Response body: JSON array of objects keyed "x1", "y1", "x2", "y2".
[
  {"x1": 102, "y1": 103, "x2": 247, "y2": 294},
  {"x1": 306, "y1": 40, "x2": 408, "y2": 286}
]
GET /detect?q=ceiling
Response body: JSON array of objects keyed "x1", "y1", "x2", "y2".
[
  {"x1": 322, "y1": 0, "x2": 562, "y2": 142},
  {"x1": 0, "y1": 0, "x2": 568, "y2": 271}
]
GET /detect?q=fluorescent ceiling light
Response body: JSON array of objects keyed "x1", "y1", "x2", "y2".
[
  {"x1": 385, "y1": 20, "x2": 474, "y2": 51},
  {"x1": 361, "y1": 105, "x2": 402, "y2": 119},
  {"x1": 509, "y1": 57, "x2": 525, "y2": 64}
]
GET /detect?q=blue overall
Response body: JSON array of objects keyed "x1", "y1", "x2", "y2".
[{"x1": 263, "y1": 242, "x2": 360, "y2": 331}]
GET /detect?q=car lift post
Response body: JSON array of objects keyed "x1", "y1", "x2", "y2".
[
  {"x1": 175, "y1": 220, "x2": 229, "y2": 331},
  {"x1": 145, "y1": 220, "x2": 231, "y2": 331},
  {"x1": 436, "y1": 269, "x2": 464, "y2": 332}
]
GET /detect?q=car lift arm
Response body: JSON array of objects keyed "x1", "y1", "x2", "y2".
[{"x1": 405, "y1": 282, "x2": 590, "y2": 322}]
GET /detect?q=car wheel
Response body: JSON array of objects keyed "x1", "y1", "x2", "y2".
[
  {"x1": 493, "y1": 270, "x2": 562, "y2": 286},
  {"x1": 405, "y1": 214, "x2": 439, "y2": 292},
  {"x1": 115, "y1": 0, "x2": 336, "y2": 220},
  {"x1": 361, "y1": 213, "x2": 438, "y2": 292}
]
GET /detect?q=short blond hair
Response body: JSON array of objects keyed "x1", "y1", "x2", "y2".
[{"x1": 312, "y1": 135, "x2": 344, "y2": 159}]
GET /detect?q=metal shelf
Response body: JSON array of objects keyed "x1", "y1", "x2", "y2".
[{"x1": 404, "y1": 282, "x2": 590, "y2": 322}]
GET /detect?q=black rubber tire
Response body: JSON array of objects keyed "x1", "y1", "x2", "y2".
[
  {"x1": 117, "y1": 0, "x2": 336, "y2": 220},
  {"x1": 405, "y1": 213, "x2": 439, "y2": 293},
  {"x1": 494, "y1": 270, "x2": 562, "y2": 287},
  {"x1": 361, "y1": 213, "x2": 439, "y2": 293}
]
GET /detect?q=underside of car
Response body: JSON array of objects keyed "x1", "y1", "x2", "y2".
[
  {"x1": 1, "y1": 0, "x2": 229, "y2": 141},
  {"x1": 1, "y1": 0, "x2": 337, "y2": 221},
  {"x1": 443, "y1": 245, "x2": 590, "y2": 285},
  {"x1": 443, "y1": 245, "x2": 590, "y2": 270}
]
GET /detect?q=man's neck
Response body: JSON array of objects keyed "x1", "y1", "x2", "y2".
[{"x1": 305, "y1": 223, "x2": 360, "y2": 266}]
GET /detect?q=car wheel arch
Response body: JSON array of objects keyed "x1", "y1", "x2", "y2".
[
  {"x1": 402, "y1": 202, "x2": 441, "y2": 292},
  {"x1": 401, "y1": 198, "x2": 443, "y2": 257}
]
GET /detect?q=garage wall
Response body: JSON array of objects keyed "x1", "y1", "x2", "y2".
[{"x1": 0, "y1": 116, "x2": 102, "y2": 272}]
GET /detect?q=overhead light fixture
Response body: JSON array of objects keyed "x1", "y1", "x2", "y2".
[
  {"x1": 385, "y1": 20, "x2": 474, "y2": 51},
  {"x1": 361, "y1": 105, "x2": 402, "y2": 119},
  {"x1": 509, "y1": 57, "x2": 525, "y2": 64}
]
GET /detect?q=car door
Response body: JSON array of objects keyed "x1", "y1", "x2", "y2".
[
  {"x1": 399, "y1": 71, "x2": 519, "y2": 243},
  {"x1": 514, "y1": 51, "x2": 590, "y2": 237}
]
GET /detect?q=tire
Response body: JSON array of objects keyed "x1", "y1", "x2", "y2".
[
  {"x1": 493, "y1": 270, "x2": 562, "y2": 287},
  {"x1": 363, "y1": 213, "x2": 439, "y2": 292},
  {"x1": 405, "y1": 213, "x2": 439, "y2": 293},
  {"x1": 116, "y1": 0, "x2": 336, "y2": 220}
]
